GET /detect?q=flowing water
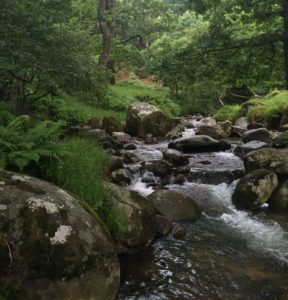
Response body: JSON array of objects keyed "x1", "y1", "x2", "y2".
[{"x1": 118, "y1": 122, "x2": 288, "y2": 300}]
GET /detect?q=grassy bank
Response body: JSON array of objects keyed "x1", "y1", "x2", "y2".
[{"x1": 215, "y1": 91, "x2": 288, "y2": 122}]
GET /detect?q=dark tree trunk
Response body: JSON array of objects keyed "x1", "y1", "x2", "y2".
[
  {"x1": 98, "y1": 0, "x2": 114, "y2": 69},
  {"x1": 283, "y1": 0, "x2": 288, "y2": 88}
]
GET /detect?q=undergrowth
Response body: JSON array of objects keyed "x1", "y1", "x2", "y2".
[
  {"x1": 42, "y1": 138, "x2": 115, "y2": 223},
  {"x1": 107, "y1": 80, "x2": 181, "y2": 116}
]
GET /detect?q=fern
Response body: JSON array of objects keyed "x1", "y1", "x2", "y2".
[{"x1": 0, "y1": 115, "x2": 64, "y2": 171}]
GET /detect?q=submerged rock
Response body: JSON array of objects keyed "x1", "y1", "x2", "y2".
[
  {"x1": 0, "y1": 172, "x2": 120, "y2": 300},
  {"x1": 244, "y1": 148, "x2": 288, "y2": 175},
  {"x1": 126, "y1": 102, "x2": 172, "y2": 137},
  {"x1": 147, "y1": 190, "x2": 201, "y2": 222},
  {"x1": 232, "y1": 169, "x2": 278, "y2": 210},
  {"x1": 169, "y1": 135, "x2": 231, "y2": 152}
]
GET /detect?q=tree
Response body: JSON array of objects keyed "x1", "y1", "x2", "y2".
[{"x1": 98, "y1": 0, "x2": 115, "y2": 68}]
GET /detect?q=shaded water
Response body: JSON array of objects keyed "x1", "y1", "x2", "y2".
[{"x1": 118, "y1": 124, "x2": 288, "y2": 300}]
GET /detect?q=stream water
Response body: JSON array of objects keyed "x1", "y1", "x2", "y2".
[{"x1": 117, "y1": 122, "x2": 288, "y2": 300}]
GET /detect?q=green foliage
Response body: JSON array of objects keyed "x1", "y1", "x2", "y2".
[
  {"x1": 0, "y1": 114, "x2": 63, "y2": 171},
  {"x1": 215, "y1": 91, "x2": 288, "y2": 122},
  {"x1": 107, "y1": 80, "x2": 181, "y2": 116},
  {"x1": 246, "y1": 91, "x2": 288, "y2": 120},
  {"x1": 215, "y1": 105, "x2": 242, "y2": 122},
  {"x1": 37, "y1": 93, "x2": 126, "y2": 123},
  {"x1": 42, "y1": 138, "x2": 112, "y2": 220}
]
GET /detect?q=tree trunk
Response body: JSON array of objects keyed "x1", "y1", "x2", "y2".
[
  {"x1": 98, "y1": 0, "x2": 114, "y2": 69},
  {"x1": 283, "y1": 0, "x2": 288, "y2": 88}
]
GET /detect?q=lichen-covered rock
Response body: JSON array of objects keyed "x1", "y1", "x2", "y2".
[
  {"x1": 234, "y1": 141, "x2": 270, "y2": 158},
  {"x1": 269, "y1": 180, "x2": 288, "y2": 211},
  {"x1": 0, "y1": 172, "x2": 120, "y2": 300},
  {"x1": 105, "y1": 183, "x2": 157, "y2": 254},
  {"x1": 244, "y1": 148, "x2": 288, "y2": 175},
  {"x1": 168, "y1": 135, "x2": 231, "y2": 153},
  {"x1": 242, "y1": 128, "x2": 272, "y2": 144},
  {"x1": 126, "y1": 102, "x2": 173, "y2": 137},
  {"x1": 102, "y1": 116, "x2": 123, "y2": 135},
  {"x1": 147, "y1": 190, "x2": 201, "y2": 222},
  {"x1": 232, "y1": 169, "x2": 278, "y2": 210},
  {"x1": 195, "y1": 125, "x2": 228, "y2": 140}
]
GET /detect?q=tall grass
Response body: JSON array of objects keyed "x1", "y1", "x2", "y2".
[{"x1": 43, "y1": 137, "x2": 112, "y2": 220}]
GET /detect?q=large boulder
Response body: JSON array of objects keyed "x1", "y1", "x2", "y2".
[
  {"x1": 269, "y1": 180, "x2": 288, "y2": 211},
  {"x1": 234, "y1": 141, "x2": 270, "y2": 158},
  {"x1": 168, "y1": 135, "x2": 231, "y2": 153},
  {"x1": 195, "y1": 125, "x2": 228, "y2": 140},
  {"x1": 147, "y1": 190, "x2": 201, "y2": 222},
  {"x1": 106, "y1": 183, "x2": 157, "y2": 254},
  {"x1": 242, "y1": 128, "x2": 272, "y2": 144},
  {"x1": 232, "y1": 169, "x2": 278, "y2": 210},
  {"x1": 0, "y1": 172, "x2": 120, "y2": 300},
  {"x1": 244, "y1": 148, "x2": 288, "y2": 175},
  {"x1": 126, "y1": 102, "x2": 173, "y2": 137}
]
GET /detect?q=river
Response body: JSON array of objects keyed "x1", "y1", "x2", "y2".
[{"x1": 117, "y1": 122, "x2": 288, "y2": 300}]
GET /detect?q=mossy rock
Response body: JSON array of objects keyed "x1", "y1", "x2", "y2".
[
  {"x1": 102, "y1": 116, "x2": 123, "y2": 135},
  {"x1": 0, "y1": 172, "x2": 120, "y2": 300},
  {"x1": 126, "y1": 102, "x2": 172, "y2": 137},
  {"x1": 232, "y1": 169, "x2": 278, "y2": 210},
  {"x1": 105, "y1": 182, "x2": 157, "y2": 254},
  {"x1": 244, "y1": 148, "x2": 288, "y2": 175}
]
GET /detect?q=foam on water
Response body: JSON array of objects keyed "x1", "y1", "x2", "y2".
[
  {"x1": 169, "y1": 181, "x2": 288, "y2": 265},
  {"x1": 130, "y1": 179, "x2": 155, "y2": 197}
]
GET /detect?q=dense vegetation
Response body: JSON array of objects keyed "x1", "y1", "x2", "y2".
[{"x1": 1, "y1": 0, "x2": 288, "y2": 227}]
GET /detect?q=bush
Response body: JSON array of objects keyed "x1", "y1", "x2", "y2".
[
  {"x1": 215, "y1": 105, "x2": 242, "y2": 122},
  {"x1": 42, "y1": 138, "x2": 112, "y2": 221}
]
